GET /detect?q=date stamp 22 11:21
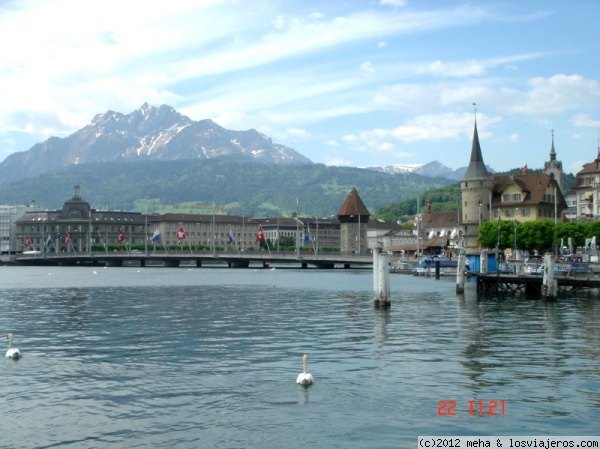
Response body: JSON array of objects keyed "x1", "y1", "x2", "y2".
[{"x1": 437, "y1": 400, "x2": 505, "y2": 416}]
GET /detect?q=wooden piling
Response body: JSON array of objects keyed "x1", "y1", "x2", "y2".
[
  {"x1": 456, "y1": 250, "x2": 466, "y2": 294},
  {"x1": 373, "y1": 249, "x2": 390, "y2": 307},
  {"x1": 480, "y1": 250, "x2": 488, "y2": 274},
  {"x1": 542, "y1": 253, "x2": 557, "y2": 299}
]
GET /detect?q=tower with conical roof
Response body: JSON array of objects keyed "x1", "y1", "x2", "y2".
[
  {"x1": 544, "y1": 130, "x2": 563, "y2": 192},
  {"x1": 337, "y1": 188, "x2": 370, "y2": 254},
  {"x1": 460, "y1": 113, "x2": 494, "y2": 252}
]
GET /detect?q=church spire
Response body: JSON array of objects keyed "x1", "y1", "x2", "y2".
[
  {"x1": 550, "y1": 129, "x2": 556, "y2": 161},
  {"x1": 462, "y1": 107, "x2": 489, "y2": 181}
]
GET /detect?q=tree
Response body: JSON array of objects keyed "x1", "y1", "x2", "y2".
[{"x1": 479, "y1": 219, "x2": 555, "y2": 253}]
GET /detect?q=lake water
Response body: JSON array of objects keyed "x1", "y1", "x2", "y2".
[{"x1": 1, "y1": 265, "x2": 599, "y2": 449}]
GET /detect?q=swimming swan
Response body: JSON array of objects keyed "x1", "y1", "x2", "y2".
[
  {"x1": 296, "y1": 354, "x2": 314, "y2": 385},
  {"x1": 5, "y1": 333, "x2": 21, "y2": 360}
]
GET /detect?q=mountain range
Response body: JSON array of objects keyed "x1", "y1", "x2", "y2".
[{"x1": 0, "y1": 103, "x2": 465, "y2": 216}]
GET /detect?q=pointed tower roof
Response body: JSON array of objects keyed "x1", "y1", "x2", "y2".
[
  {"x1": 462, "y1": 119, "x2": 490, "y2": 181},
  {"x1": 337, "y1": 188, "x2": 370, "y2": 217},
  {"x1": 550, "y1": 130, "x2": 556, "y2": 161}
]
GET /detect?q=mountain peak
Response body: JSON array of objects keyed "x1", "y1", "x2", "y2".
[{"x1": 0, "y1": 104, "x2": 312, "y2": 184}]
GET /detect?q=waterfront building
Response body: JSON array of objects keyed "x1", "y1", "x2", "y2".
[
  {"x1": 1, "y1": 203, "x2": 44, "y2": 254},
  {"x1": 491, "y1": 173, "x2": 566, "y2": 223},
  {"x1": 568, "y1": 142, "x2": 600, "y2": 220},
  {"x1": 460, "y1": 119, "x2": 566, "y2": 254},
  {"x1": 247, "y1": 217, "x2": 340, "y2": 251},
  {"x1": 148, "y1": 213, "x2": 252, "y2": 251},
  {"x1": 337, "y1": 188, "x2": 370, "y2": 254},
  {"x1": 460, "y1": 119, "x2": 494, "y2": 252},
  {"x1": 367, "y1": 218, "x2": 415, "y2": 251},
  {"x1": 15, "y1": 185, "x2": 146, "y2": 253}
]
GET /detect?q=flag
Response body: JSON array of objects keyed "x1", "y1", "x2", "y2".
[
  {"x1": 152, "y1": 228, "x2": 162, "y2": 243},
  {"x1": 228, "y1": 227, "x2": 235, "y2": 244},
  {"x1": 117, "y1": 228, "x2": 125, "y2": 243},
  {"x1": 520, "y1": 164, "x2": 528, "y2": 174},
  {"x1": 65, "y1": 233, "x2": 71, "y2": 245},
  {"x1": 46, "y1": 235, "x2": 53, "y2": 247},
  {"x1": 304, "y1": 226, "x2": 311, "y2": 244},
  {"x1": 24, "y1": 235, "x2": 31, "y2": 247},
  {"x1": 95, "y1": 231, "x2": 103, "y2": 244},
  {"x1": 177, "y1": 226, "x2": 186, "y2": 241},
  {"x1": 255, "y1": 224, "x2": 264, "y2": 242}
]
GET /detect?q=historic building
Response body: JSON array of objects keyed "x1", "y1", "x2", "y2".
[
  {"x1": 246, "y1": 216, "x2": 340, "y2": 252},
  {"x1": 16, "y1": 186, "x2": 146, "y2": 253},
  {"x1": 460, "y1": 120, "x2": 566, "y2": 254},
  {"x1": 544, "y1": 131, "x2": 564, "y2": 191},
  {"x1": 567, "y1": 142, "x2": 600, "y2": 220},
  {"x1": 13, "y1": 185, "x2": 344, "y2": 256},
  {"x1": 460, "y1": 119, "x2": 495, "y2": 252},
  {"x1": 337, "y1": 188, "x2": 370, "y2": 254}
]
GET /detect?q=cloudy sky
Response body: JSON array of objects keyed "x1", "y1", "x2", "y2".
[{"x1": 1, "y1": 0, "x2": 599, "y2": 174}]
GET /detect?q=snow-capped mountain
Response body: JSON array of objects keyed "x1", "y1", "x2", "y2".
[
  {"x1": 367, "y1": 160, "x2": 468, "y2": 180},
  {"x1": 0, "y1": 103, "x2": 312, "y2": 184}
]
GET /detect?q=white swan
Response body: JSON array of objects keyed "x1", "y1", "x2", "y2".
[
  {"x1": 5, "y1": 333, "x2": 21, "y2": 360},
  {"x1": 296, "y1": 354, "x2": 314, "y2": 385}
]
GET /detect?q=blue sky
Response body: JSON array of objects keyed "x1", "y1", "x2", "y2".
[{"x1": 1, "y1": 0, "x2": 599, "y2": 174}]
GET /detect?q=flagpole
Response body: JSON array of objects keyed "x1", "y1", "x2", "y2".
[
  {"x1": 144, "y1": 208, "x2": 148, "y2": 256},
  {"x1": 88, "y1": 209, "x2": 92, "y2": 256},
  {"x1": 212, "y1": 202, "x2": 216, "y2": 256}
]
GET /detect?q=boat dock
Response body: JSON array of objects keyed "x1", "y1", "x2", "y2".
[{"x1": 474, "y1": 269, "x2": 600, "y2": 295}]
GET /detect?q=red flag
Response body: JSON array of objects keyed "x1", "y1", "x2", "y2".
[
  {"x1": 255, "y1": 224, "x2": 264, "y2": 242},
  {"x1": 65, "y1": 233, "x2": 71, "y2": 245},
  {"x1": 520, "y1": 164, "x2": 528, "y2": 175},
  {"x1": 24, "y1": 235, "x2": 31, "y2": 247},
  {"x1": 117, "y1": 229, "x2": 125, "y2": 243},
  {"x1": 177, "y1": 226, "x2": 186, "y2": 241}
]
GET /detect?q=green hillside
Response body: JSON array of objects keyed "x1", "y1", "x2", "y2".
[{"x1": 0, "y1": 159, "x2": 454, "y2": 218}]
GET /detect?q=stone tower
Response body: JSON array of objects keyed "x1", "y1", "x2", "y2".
[
  {"x1": 460, "y1": 118, "x2": 494, "y2": 253},
  {"x1": 543, "y1": 130, "x2": 563, "y2": 192},
  {"x1": 337, "y1": 188, "x2": 370, "y2": 254}
]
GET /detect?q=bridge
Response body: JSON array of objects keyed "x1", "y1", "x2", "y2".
[{"x1": 14, "y1": 250, "x2": 374, "y2": 269}]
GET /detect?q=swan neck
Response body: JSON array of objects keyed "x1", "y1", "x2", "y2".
[
  {"x1": 303, "y1": 355, "x2": 308, "y2": 374},
  {"x1": 7, "y1": 335, "x2": 13, "y2": 350}
]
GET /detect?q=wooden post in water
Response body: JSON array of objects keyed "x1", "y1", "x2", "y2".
[
  {"x1": 480, "y1": 250, "x2": 488, "y2": 274},
  {"x1": 542, "y1": 253, "x2": 557, "y2": 299},
  {"x1": 435, "y1": 260, "x2": 440, "y2": 279},
  {"x1": 456, "y1": 250, "x2": 466, "y2": 294},
  {"x1": 373, "y1": 247, "x2": 380, "y2": 294},
  {"x1": 373, "y1": 249, "x2": 390, "y2": 307}
]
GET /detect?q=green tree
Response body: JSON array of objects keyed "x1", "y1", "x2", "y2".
[
  {"x1": 555, "y1": 221, "x2": 588, "y2": 250},
  {"x1": 516, "y1": 220, "x2": 554, "y2": 253}
]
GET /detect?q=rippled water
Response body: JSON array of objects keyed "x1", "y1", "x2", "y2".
[{"x1": 1, "y1": 266, "x2": 599, "y2": 448}]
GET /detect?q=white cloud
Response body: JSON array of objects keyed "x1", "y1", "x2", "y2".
[
  {"x1": 572, "y1": 113, "x2": 600, "y2": 128},
  {"x1": 380, "y1": 0, "x2": 408, "y2": 6}
]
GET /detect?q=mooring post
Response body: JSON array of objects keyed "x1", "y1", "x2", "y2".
[
  {"x1": 373, "y1": 247, "x2": 380, "y2": 296},
  {"x1": 480, "y1": 250, "x2": 488, "y2": 274},
  {"x1": 377, "y1": 252, "x2": 391, "y2": 307},
  {"x1": 373, "y1": 248, "x2": 390, "y2": 307},
  {"x1": 456, "y1": 250, "x2": 466, "y2": 294},
  {"x1": 542, "y1": 253, "x2": 557, "y2": 299}
]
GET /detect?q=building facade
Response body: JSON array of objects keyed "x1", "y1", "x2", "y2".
[
  {"x1": 16, "y1": 186, "x2": 147, "y2": 253},
  {"x1": 1, "y1": 204, "x2": 44, "y2": 254},
  {"x1": 337, "y1": 188, "x2": 370, "y2": 254},
  {"x1": 568, "y1": 145, "x2": 600, "y2": 220}
]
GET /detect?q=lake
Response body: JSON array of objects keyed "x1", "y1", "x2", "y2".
[{"x1": 1, "y1": 265, "x2": 599, "y2": 448}]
